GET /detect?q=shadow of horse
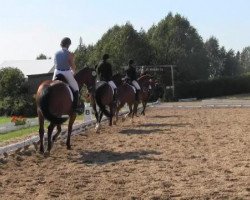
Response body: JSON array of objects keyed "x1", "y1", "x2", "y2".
[
  {"x1": 136, "y1": 122, "x2": 191, "y2": 128},
  {"x1": 119, "y1": 128, "x2": 163, "y2": 135},
  {"x1": 148, "y1": 115, "x2": 182, "y2": 119},
  {"x1": 73, "y1": 150, "x2": 161, "y2": 165}
]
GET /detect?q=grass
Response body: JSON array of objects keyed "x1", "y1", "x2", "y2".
[
  {"x1": 0, "y1": 114, "x2": 85, "y2": 144},
  {"x1": 0, "y1": 125, "x2": 40, "y2": 143},
  {"x1": 0, "y1": 116, "x2": 11, "y2": 125}
]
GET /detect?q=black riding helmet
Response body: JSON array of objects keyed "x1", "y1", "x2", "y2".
[
  {"x1": 103, "y1": 54, "x2": 109, "y2": 60},
  {"x1": 129, "y1": 59, "x2": 134, "y2": 65},
  {"x1": 61, "y1": 37, "x2": 71, "y2": 48}
]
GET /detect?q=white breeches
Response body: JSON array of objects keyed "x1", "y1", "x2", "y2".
[
  {"x1": 108, "y1": 80, "x2": 117, "y2": 90},
  {"x1": 53, "y1": 69, "x2": 79, "y2": 92},
  {"x1": 132, "y1": 80, "x2": 141, "y2": 90}
]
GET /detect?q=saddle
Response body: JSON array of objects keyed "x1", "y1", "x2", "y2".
[
  {"x1": 123, "y1": 78, "x2": 136, "y2": 93},
  {"x1": 54, "y1": 74, "x2": 74, "y2": 101}
]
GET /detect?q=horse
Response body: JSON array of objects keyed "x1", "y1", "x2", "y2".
[
  {"x1": 135, "y1": 74, "x2": 155, "y2": 115},
  {"x1": 91, "y1": 80, "x2": 117, "y2": 132},
  {"x1": 36, "y1": 67, "x2": 96, "y2": 153},
  {"x1": 112, "y1": 73, "x2": 137, "y2": 123}
]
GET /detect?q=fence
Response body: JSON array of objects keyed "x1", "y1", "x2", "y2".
[{"x1": 0, "y1": 119, "x2": 38, "y2": 134}]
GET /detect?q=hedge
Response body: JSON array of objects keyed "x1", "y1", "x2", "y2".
[{"x1": 175, "y1": 75, "x2": 250, "y2": 99}]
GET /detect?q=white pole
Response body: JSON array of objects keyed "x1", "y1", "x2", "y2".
[
  {"x1": 84, "y1": 103, "x2": 92, "y2": 122},
  {"x1": 171, "y1": 65, "x2": 175, "y2": 98}
]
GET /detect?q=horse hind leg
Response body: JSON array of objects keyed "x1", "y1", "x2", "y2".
[
  {"x1": 141, "y1": 101, "x2": 146, "y2": 115},
  {"x1": 38, "y1": 110, "x2": 45, "y2": 153},
  {"x1": 66, "y1": 113, "x2": 76, "y2": 150},
  {"x1": 47, "y1": 123, "x2": 56, "y2": 153},
  {"x1": 114, "y1": 103, "x2": 124, "y2": 124},
  {"x1": 109, "y1": 104, "x2": 113, "y2": 126},
  {"x1": 95, "y1": 111, "x2": 103, "y2": 133},
  {"x1": 52, "y1": 125, "x2": 62, "y2": 142}
]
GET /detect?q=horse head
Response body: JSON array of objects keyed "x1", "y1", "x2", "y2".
[
  {"x1": 74, "y1": 67, "x2": 97, "y2": 92},
  {"x1": 138, "y1": 74, "x2": 153, "y2": 87}
]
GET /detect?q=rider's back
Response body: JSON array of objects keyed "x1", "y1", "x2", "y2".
[{"x1": 54, "y1": 49, "x2": 70, "y2": 71}]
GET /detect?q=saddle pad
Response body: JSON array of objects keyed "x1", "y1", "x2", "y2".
[
  {"x1": 129, "y1": 84, "x2": 136, "y2": 93},
  {"x1": 66, "y1": 85, "x2": 74, "y2": 101}
]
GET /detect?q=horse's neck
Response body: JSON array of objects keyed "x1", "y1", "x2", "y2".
[{"x1": 74, "y1": 70, "x2": 86, "y2": 88}]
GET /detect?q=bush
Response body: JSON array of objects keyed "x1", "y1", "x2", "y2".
[
  {"x1": 175, "y1": 75, "x2": 250, "y2": 99},
  {"x1": 0, "y1": 95, "x2": 36, "y2": 117}
]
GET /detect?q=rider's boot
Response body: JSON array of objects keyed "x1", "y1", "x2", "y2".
[
  {"x1": 72, "y1": 91, "x2": 82, "y2": 114},
  {"x1": 135, "y1": 89, "x2": 140, "y2": 101},
  {"x1": 113, "y1": 88, "x2": 118, "y2": 106}
]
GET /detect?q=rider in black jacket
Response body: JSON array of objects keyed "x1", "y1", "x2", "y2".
[
  {"x1": 96, "y1": 54, "x2": 118, "y2": 103},
  {"x1": 125, "y1": 59, "x2": 141, "y2": 101}
]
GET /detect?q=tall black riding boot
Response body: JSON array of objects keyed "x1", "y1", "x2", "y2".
[
  {"x1": 135, "y1": 89, "x2": 140, "y2": 101},
  {"x1": 113, "y1": 89, "x2": 118, "y2": 105},
  {"x1": 72, "y1": 91, "x2": 82, "y2": 114}
]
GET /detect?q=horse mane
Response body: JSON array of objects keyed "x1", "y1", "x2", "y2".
[
  {"x1": 75, "y1": 66, "x2": 90, "y2": 77},
  {"x1": 138, "y1": 74, "x2": 152, "y2": 83}
]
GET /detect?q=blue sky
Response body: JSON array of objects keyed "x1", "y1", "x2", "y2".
[{"x1": 0, "y1": 0, "x2": 250, "y2": 64}]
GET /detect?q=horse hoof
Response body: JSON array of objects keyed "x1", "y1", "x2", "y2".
[
  {"x1": 39, "y1": 147, "x2": 44, "y2": 154},
  {"x1": 44, "y1": 151, "x2": 50, "y2": 157},
  {"x1": 67, "y1": 145, "x2": 72, "y2": 150},
  {"x1": 95, "y1": 123, "x2": 100, "y2": 132}
]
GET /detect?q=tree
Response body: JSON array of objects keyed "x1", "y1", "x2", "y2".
[
  {"x1": 88, "y1": 22, "x2": 153, "y2": 72},
  {"x1": 0, "y1": 67, "x2": 36, "y2": 116},
  {"x1": 0, "y1": 67, "x2": 25, "y2": 98},
  {"x1": 240, "y1": 46, "x2": 250, "y2": 73},
  {"x1": 205, "y1": 37, "x2": 224, "y2": 78},
  {"x1": 74, "y1": 37, "x2": 94, "y2": 70},
  {"x1": 36, "y1": 53, "x2": 48, "y2": 60},
  {"x1": 147, "y1": 13, "x2": 209, "y2": 81},
  {"x1": 221, "y1": 49, "x2": 241, "y2": 77}
]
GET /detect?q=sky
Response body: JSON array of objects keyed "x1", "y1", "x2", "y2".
[{"x1": 0, "y1": 0, "x2": 250, "y2": 65}]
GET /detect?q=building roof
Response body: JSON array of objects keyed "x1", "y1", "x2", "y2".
[{"x1": 0, "y1": 60, "x2": 54, "y2": 77}]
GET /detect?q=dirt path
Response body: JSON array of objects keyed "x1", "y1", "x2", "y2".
[{"x1": 0, "y1": 106, "x2": 249, "y2": 199}]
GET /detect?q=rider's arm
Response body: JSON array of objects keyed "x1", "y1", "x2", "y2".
[{"x1": 69, "y1": 53, "x2": 76, "y2": 74}]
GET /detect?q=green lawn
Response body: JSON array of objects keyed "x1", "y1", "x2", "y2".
[
  {"x1": 0, "y1": 114, "x2": 85, "y2": 144},
  {"x1": 0, "y1": 125, "x2": 39, "y2": 143},
  {"x1": 0, "y1": 116, "x2": 11, "y2": 125}
]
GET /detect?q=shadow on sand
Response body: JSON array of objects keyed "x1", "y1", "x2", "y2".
[
  {"x1": 74, "y1": 150, "x2": 161, "y2": 165},
  {"x1": 119, "y1": 128, "x2": 163, "y2": 135},
  {"x1": 136, "y1": 123, "x2": 190, "y2": 128},
  {"x1": 148, "y1": 115, "x2": 181, "y2": 119}
]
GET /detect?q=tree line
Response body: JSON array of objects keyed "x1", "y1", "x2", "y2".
[
  {"x1": 1, "y1": 12, "x2": 250, "y2": 115},
  {"x1": 74, "y1": 13, "x2": 250, "y2": 83}
]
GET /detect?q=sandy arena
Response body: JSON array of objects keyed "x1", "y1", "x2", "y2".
[{"x1": 0, "y1": 105, "x2": 249, "y2": 199}]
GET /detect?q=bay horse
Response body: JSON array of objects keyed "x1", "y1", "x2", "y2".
[
  {"x1": 112, "y1": 73, "x2": 137, "y2": 123},
  {"x1": 91, "y1": 80, "x2": 116, "y2": 132},
  {"x1": 36, "y1": 67, "x2": 96, "y2": 153},
  {"x1": 136, "y1": 74, "x2": 155, "y2": 115}
]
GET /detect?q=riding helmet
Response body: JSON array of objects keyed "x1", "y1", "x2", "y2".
[
  {"x1": 103, "y1": 54, "x2": 109, "y2": 60},
  {"x1": 60, "y1": 37, "x2": 71, "y2": 47}
]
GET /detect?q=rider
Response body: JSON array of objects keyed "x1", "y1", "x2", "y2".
[
  {"x1": 96, "y1": 54, "x2": 118, "y2": 103},
  {"x1": 52, "y1": 37, "x2": 81, "y2": 113},
  {"x1": 125, "y1": 59, "x2": 141, "y2": 101}
]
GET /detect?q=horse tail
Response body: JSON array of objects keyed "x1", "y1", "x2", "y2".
[
  {"x1": 39, "y1": 87, "x2": 68, "y2": 124},
  {"x1": 95, "y1": 84, "x2": 111, "y2": 118}
]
